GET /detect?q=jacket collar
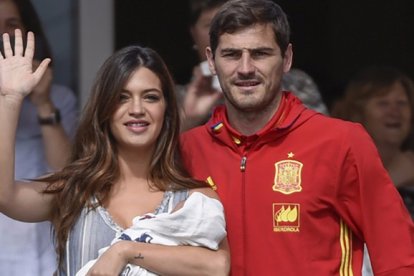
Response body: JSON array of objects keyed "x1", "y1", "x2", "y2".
[{"x1": 205, "y1": 91, "x2": 316, "y2": 151}]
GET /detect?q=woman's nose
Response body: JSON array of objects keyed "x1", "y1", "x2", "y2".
[{"x1": 128, "y1": 98, "x2": 144, "y2": 116}]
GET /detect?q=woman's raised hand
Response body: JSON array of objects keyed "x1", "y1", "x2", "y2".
[{"x1": 0, "y1": 29, "x2": 50, "y2": 100}]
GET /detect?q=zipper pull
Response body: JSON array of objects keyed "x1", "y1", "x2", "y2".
[{"x1": 240, "y1": 156, "x2": 247, "y2": 172}]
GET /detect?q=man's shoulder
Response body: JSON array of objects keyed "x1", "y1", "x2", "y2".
[
  {"x1": 181, "y1": 124, "x2": 209, "y2": 139},
  {"x1": 304, "y1": 112, "x2": 360, "y2": 129},
  {"x1": 300, "y1": 113, "x2": 369, "y2": 142}
]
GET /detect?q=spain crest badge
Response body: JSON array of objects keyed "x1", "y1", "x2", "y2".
[{"x1": 273, "y1": 159, "x2": 303, "y2": 194}]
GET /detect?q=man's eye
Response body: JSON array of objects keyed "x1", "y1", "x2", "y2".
[
  {"x1": 222, "y1": 52, "x2": 240, "y2": 59},
  {"x1": 252, "y1": 51, "x2": 269, "y2": 58}
]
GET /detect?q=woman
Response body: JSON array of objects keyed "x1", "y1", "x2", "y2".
[
  {"x1": 0, "y1": 30, "x2": 229, "y2": 275},
  {"x1": 332, "y1": 66, "x2": 414, "y2": 189}
]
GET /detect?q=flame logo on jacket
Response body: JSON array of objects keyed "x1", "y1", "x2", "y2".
[
  {"x1": 273, "y1": 204, "x2": 300, "y2": 232},
  {"x1": 275, "y1": 205, "x2": 298, "y2": 222}
]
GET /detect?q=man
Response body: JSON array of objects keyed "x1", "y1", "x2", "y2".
[
  {"x1": 180, "y1": 0, "x2": 414, "y2": 275},
  {"x1": 181, "y1": 0, "x2": 328, "y2": 132}
]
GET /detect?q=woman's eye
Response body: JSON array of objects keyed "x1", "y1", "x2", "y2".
[
  {"x1": 145, "y1": 94, "x2": 161, "y2": 102},
  {"x1": 375, "y1": 101, "x2": 388, "y2": 107},
  {"x1": 119, "y1": 94, "x2": 129, "y2": 102},
  {"x1": 397, "y1": 100, "x2": 409, "y2": 108}
]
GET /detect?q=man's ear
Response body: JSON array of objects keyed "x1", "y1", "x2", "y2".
[
  {"x1": 206, "y1": 47, "x2": 217, "y2": 75},
  {"x1": 283, "y1": 43, "x2": 293, "y2": 73}
]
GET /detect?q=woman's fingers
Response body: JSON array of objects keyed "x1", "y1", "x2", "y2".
[
  {"x1": 0, "y1": 30, "x2": 36, "y2": 59},
  {"x1": 14, "y1": 29, "x2": 24, "y2": 56},
  {"x1": 2, "y1": 33, "x2": 13, "y2": 58},
  {"x1": 0, "y1": 29, "x2": 50, "y2": 97},
  {"x1": 33, "y1": 58, "x2": 51, "y2": 84},
  {"x1": 24, "y1": 31, "x2": 35, "y2": 60}
]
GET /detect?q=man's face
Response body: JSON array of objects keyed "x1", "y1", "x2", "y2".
[
  {"x1": 206, "y1": 23, "x2": 292, "y2": 113},
  {"x1": 190, "y1": 6, "x2": 222, "y2": 61}
]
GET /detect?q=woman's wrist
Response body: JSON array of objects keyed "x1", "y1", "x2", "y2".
[
  {"x1": 113, "y1": 240, "x2": 140, "y2": 264},
  {"x1": 0, "y1": 93, "x2": 25, "y2": 110}
]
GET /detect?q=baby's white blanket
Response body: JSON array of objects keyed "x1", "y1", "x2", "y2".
[{"x1": 76, "y1": 192, "x2": 226, "y2": 276}]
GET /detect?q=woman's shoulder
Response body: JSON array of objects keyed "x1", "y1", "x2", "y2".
[{"x1": 189, "y1": 187, "x2": 220, "y2": 201}]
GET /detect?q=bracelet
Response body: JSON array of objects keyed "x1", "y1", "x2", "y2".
[{"x1": 38, "y1": 109, "x2": 61, "y2": 125}]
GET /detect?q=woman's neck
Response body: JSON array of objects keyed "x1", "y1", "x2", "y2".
[{"x1": 117, "y1": 146, "x2": 154, "y2": 182}]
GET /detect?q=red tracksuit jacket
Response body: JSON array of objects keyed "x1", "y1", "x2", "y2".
[{"x1": 180, "y1": 92, "x2": 414, "y2": 276}]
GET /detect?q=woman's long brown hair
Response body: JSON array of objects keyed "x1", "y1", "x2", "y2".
[{"x1": 39, "y1": 46, "x2": 207, "y2": 267}]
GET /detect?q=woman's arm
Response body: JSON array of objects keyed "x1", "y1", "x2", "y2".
[
  {"x1": 86, "y1": 187, "x2": 230, "y2": 275},
  {"x1": 0, "y1": 29, "x2": 53, "y2": 222},
  {"x1": 87, "y1": 238, "x2": 230, "y2": 276}
]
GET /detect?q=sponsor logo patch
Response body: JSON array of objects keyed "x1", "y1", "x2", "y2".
[{"x1": 273, "y1": 203, "x2": 300, "y2": 232}]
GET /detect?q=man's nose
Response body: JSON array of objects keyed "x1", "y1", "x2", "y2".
[{"x1": 237, "y1": 52, "x2": 255, "y2": 76}]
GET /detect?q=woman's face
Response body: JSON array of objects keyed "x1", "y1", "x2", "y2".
[
  {"x1": 363, "y1": 81, "x2": 412, "y2": 148},
  {"x1": 110, "y1": 67, "x2": 166, "y2": 153},
  {"x1": 0, "y1": 0, "x2": 25, "y2": 35}
]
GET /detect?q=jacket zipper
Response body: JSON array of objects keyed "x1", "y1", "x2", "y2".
[
  {"x1": 240, "y1": 156, "x2": 247, "y2": 171},
  {"x1": 240, "y1": 154, "x2": 247, "y2": 276}
]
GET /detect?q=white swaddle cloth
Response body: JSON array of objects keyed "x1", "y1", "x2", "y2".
[{"x1": 76, "y1": 192, "x2": 226, "y2": 276}]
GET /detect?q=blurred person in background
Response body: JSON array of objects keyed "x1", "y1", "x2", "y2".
[
  {"x1": 0, "y1": 0, "x2": 78, "y2": 275},
  {"x1": 281, "y1": 68, "x2": 329, "y2": 115},
  {"x1": 179, "y1": 0, "x2": 227, "y2": 131}
]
